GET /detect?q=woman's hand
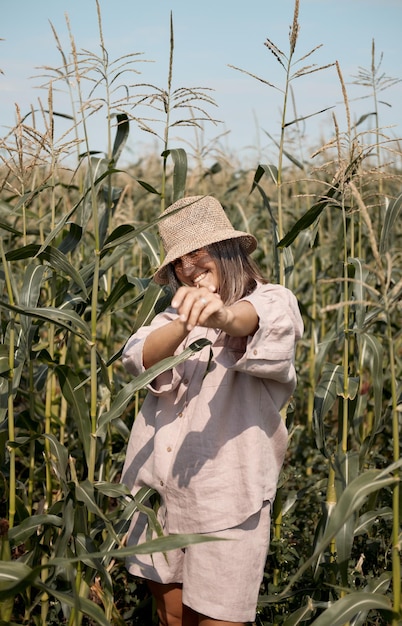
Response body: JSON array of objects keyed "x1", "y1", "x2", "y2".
[
  {"x1": 171, "y1": 286, "x2": 259, "y2": 337},
  {"x1": 171, "y1": 285, "x2": 228, "y2": 331},
  {"x1": 143, "y1": 286, "x2": 259, "y2": 368}
]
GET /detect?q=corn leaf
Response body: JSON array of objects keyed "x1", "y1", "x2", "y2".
[
  {"x1": 55, "y1": 365, "x2": 91, "y2": 463},
  {"x1": 379, "y1": 190, "x2": 402, "y2": 254},
  {"x1": 50, "y1": 531, "x2": 222, "y2": 564},
  {"x1": 8, "y1": 515, "x2": 63, "y2": 544},
  {"x1": 280, "y1": 464, "x2": 400, "y2": 595},
  {"x1": 111, "y1": 113, "x2": 129, "y2": 164},
  {"x1": 309, "y1": 592, "x2": 394, "y2": 626},
  {"x1": 162, "y1": 148, "x2": 188, "y2": 201},
  {"x1": 97, "y1": 338, "x2": 211, "y2": 432},
  {"x1": 313, "y1": 363, "x2": 342, "y2": 455},
  {"x1": 132, "y1": 280, "x2": 167, "y2": 332},
  {"x1": 6, "y1": 244, "x2": 88, "y2": 297},
  {"x1": 0, "y1": 301, "x2": 91, "y2": 340}
]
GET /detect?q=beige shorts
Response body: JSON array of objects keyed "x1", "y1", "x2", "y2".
[{"x1": 125, "y1": 502, "x2": 271, "y2": 622}]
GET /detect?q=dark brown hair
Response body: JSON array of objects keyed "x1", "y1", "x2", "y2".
[{"x1": 166, "y1": 238, "x2": 267, "y2": 306}]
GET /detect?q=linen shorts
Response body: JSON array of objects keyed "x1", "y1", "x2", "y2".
[{"x1": 125, "y1": 501, "x2": 272, "y2": 622}]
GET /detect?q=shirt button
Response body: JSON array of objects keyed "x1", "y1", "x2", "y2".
[
  {"x1": 178, "y1": 412, "x2": 183, "y2": 418},
  {"x1": 253, "y1": 349, "x2": 258, "y2": 355},
  {"x1": 167, "y1": 446, "x2": 172, "y2": 452},
  {"x1": 160, "y1": 480, "x2": 164, "y2": 487}
]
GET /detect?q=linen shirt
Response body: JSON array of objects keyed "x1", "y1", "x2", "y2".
[{"x1": 121, "y1": 282, "x2": 303, "y2": 533}]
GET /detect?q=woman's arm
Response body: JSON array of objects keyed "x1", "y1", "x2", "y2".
[
  {"x1": 142, "y1": 286, "x2": 258, "y2": 369},
  {"x1": 142, "y1": 317, "x2": 189, "y2": 369}
]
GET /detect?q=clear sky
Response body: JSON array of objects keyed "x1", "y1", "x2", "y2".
[{"x1": 1, "y1": 0, "x2": 401, "y2": 166}]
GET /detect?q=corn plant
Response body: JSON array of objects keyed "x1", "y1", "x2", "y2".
[
  {"x1": 0, "y1": 7, "x2": 220, "y2": 625},
  {"x1": 0, "y1": 2, "x2": 401, "y2": 625}
]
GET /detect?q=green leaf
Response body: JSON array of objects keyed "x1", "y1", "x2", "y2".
[
  {"x1": 252, "y1": 163, "x2": 279, "y2": 187},
  {"x1": 80, "y1": 156, "x2": 110, "y2": 229},
  {"x1": 262, "y1": 130, "x2": 305, "y2": 170},
  {"x1": 334, "y1": 450, "x2": 360, "y2": 584},
  {"x1": 97, "y1": 274, "x2": 137, "y2": 318},
  {"x1": 162, "y1": 148, "x2": 188, "y2": 201},
  {"x1": 8, "y1": 515, "x2": 63, "y2": 545},
  {"x1": 348, "y1": 257, "x2": 370, "y2": 330},
  {"x1": 137, "y1": 180, "x2": 160, "y2": 194},
  {"x1": 281, "y1": 600, "x2": 314, "y2": 625},
  {"x1": 313, "y1": 363, "x2": 342, "y2": 454},
  {"x1": 350, "y1": 574, "x2": 392, "y2": 626},
  {"x1": 0, "y1": 345, "x2": 10, "y2": 375},
  {"x1": 133, "y1": 496, "x2": 164, "y2": 540},
  {"x1": 6, "y1": 244, "x2": 88, "y2": 298},
  {"x1": 280, "y1": 465, "x2": 400, "y2": 596},
  {"x1": 37, "y1": 582, "x2": 112, "y2": 626},
  {"x1": 37, "y1": 196, "x2": 84, "y2": 253},
  {"x1": 44, "y1": 433, "x2": 69, "y2": 484},
  {"x1": 58, "y1": 222, "x2": 83, "y2": 255},
  {"x1": 50, "y1": 531, "x2": 222, "y2": 564},
  {"x1": 278, "y1": 193, "x2": 337, "y2": 248},
  {"x1": 94, "y1": 481, "x2": 132, "y2": 498},
  {"x1": 309, "y1": 592, "x2": 393, "y2": 626},
  {"x1": 18, "y1": 263, "x2": 47, "y2": 340},
  {"x1": 96, "y1": 487, "x2": 155, "y2": 562},
  {"x1": 278, "y1": 155, "x2": 362, "y2": 248},
  {"x1": 75, "y1": 480, "x2": 116, "y2": 528},
  {"x1": 250, "y1": 177, "x2": 294, "y2": 282},
  {"x1": 12, "y1": 183, "x2": 53, "y2": 213},
  {"x1": 284, "y1": 106, "x2": 335, "y2": 129},
  {"x1": 101, "y1": 213, "x2": 165, "y2": 252},
  {"x1": 55, "y1": 365, "x2": 91, "y2": 463},
  {"x1": 358, "y1": 333, "x2": 384, "y2": 446},
  {"x1": 97, "y1": 338, "x2": 211, "y2": 432},
  {"x1": 0, "y1": 220, "x2": 22, "y2": 236},
  {"x1": 137, "y1": 230, "x2": 161, "y2": 268},
  {"x1": 111, "y1": 113, "x2": 129, "y2": 164},
  {"x1": 0, "y1": 561, "x2": 34, "y2": 593},
  {"x1": 19, "y1": 264, "x2": 47, "y2": 310},
  {"x1": 0, "y1": 302, "x2": 91, "y2": 340},
  {"x1": 379, "y1": 190, "x2": 402, "y2": 254},
  {"x1": 335, "y1": 374, "x2": 359, "y2": 400},
  {"x1": 354, "y1": 507, "x2": 393, "y2": 536},
  {"x1": 354, "y1": 112, "x2": 376, "y2": 128},
  {"x1": 133, "y1": 281, "x2": 166, "y2": 332}
]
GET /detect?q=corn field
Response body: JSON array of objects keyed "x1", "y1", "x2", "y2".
[{"x1": 0, "y1": 2, "x2": 401, "y2": 625}]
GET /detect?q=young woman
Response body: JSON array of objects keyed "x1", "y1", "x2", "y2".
[{"x1": 121, "y1": 196, "x2": 303, "y2": 626}]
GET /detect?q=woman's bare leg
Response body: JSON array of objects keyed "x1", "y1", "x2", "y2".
[
  {"x1": 147, "y1": 580, "x2": 246, "y2": 626},
  {"x1": 147, "y1": 581, "x2": 199, "y2": 626}
]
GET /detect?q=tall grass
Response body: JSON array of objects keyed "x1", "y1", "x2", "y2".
[{"x1": 0, "y1": 1, "x2": 401, "y2": 625}]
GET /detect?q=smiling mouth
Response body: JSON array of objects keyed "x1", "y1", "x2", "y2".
[{"x1": 193, "y1": 272, "x2": 208, "y2": 285}]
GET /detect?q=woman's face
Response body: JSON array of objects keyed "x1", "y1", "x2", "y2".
[{"x1": 172, "y1": 248, "x2": 220, "y2": 291}]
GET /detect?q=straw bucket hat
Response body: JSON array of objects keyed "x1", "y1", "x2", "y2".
[{"x1": 153, "y1": 196, "x2": 257, "y2": 284}]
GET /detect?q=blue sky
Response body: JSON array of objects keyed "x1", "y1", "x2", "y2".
[{"x1": 1, "y1": 0, "x2": 401, "y2": 165}]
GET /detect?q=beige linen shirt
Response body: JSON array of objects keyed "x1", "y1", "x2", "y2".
[{"x1": 121, "y1": 283, "x2": 303, "y2": 533}]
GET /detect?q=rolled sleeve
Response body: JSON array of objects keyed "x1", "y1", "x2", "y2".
[{"x1": 229, "y1": 283, "x2": 303, "y2": 382}]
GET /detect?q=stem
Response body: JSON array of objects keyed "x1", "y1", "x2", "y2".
[
  {"x1": 276, "y1": 64, "x2": 291, "y2": 286},
  {"x1": 89, "y1": 252, "x2": 100, "y2": 485},
  {"x1": 272, "y1": 487, "x2": 283, "y2": 587},
  {"x1": 0, "y1": 240, "x2": 16, "y2": 530},
  {"x1": 386, "y1": 317, "x2": 401, "y2": 619},
  {"x1": 307, "y1": 252, "x2": 317, "y2": 436},
  {"x1": 341, "y1": 201, "x2": 350, "y2": 454},
  {"x1": 161, "y1": 12, "x2": 175, "y2": 209}
]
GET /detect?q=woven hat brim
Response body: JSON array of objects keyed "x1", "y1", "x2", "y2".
[{"x1": 153, "y1": 230, "x2": 257, "y2": 284}]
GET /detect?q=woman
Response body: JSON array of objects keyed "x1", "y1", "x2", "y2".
[{"x1": 121, "y1": 196, "x2": 303, "y2": 626}]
